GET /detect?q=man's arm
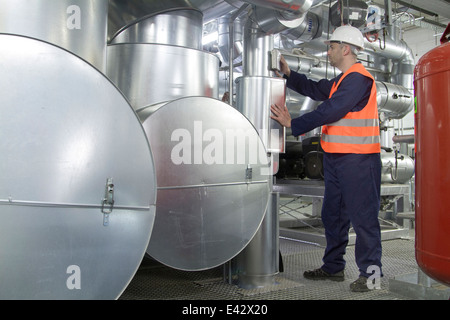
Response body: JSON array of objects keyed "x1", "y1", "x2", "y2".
[{"x1": 290, "y1": 73, "x2": 373, "y2": 136}]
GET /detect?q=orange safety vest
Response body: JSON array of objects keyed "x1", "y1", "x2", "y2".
[{"x1": 321, "y1": 63, "x2": 381, "y2": 154}]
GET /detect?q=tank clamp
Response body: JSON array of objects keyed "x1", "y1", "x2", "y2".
[{"x1": 101, "y1": 178, "x2": 115, "y2": 226}]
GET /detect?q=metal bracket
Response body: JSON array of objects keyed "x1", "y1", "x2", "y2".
[
  {"x1": 101, "y1": 178, "x2": 114, "y2": 226},
  {"x1": 246, "y1": 164, "x2": 253, "y2": 182}
]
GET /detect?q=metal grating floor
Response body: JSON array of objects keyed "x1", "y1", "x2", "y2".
[{"x1": 119, "y1": 236, "x2": 419, "y2": 300}]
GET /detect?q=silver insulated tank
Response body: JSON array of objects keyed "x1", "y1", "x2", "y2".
[
  {"x1": 106, "y1": 8, "x2": 219, "y2": 111},
  {"x1": 0, "y1": 33, "x2": 157, "y2": 299},
  {"x1": 106, "y1": 8, "x2": 263, "y2": 271},
  {"x1": 0, "y1": 0, "x2": 108, "y2": 72},
  {"x1": 139, "y1": 97, "x2": 271, "y2": 271}
]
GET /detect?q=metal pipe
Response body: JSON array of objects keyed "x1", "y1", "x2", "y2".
[
  {"x1": 234, "y1": 192, "x2": 280, "y2": 289},
  {"x1": 243, "y1": 17, "x2": 274, "y2": 77},
  {"x1": 392, "y1": 134, "x2": 415, "y2": 144},
  {"x1": 242, "y1": 0, "x2": 312, "y2": 13},
  {"x1": 228, "y1": 3, "x2": 250, "y2": 106}
]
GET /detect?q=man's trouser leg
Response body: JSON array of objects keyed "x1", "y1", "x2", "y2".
[
  {"x1": 320, "y1": 153, "x2": 351, "y2": 275},
  {"x1": 339, "y1": 153, "x2": 382, "y2": 278}
]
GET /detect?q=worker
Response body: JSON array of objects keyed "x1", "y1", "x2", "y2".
[{"x1": 270, "y1": 25, "x2": 382, "y2": 292}]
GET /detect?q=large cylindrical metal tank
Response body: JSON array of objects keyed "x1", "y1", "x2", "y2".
[
  {"x1": 0, "y1": 0, "x2": 108, "y2": 71},
  {"x1": 107, "y1": 43, "x2": 219, "y2": 111},
  {"x1": 139, "y1": 97, "x2": 271, "y2": 271},
  {"x1": 107, "y1": 8, "x2": 219, "y2": 111},
  {"x1": 109, "y1": 8, "x2": 203, "y2": 50},
  {"x1": 414, "y1": 31, "x2": 450, "y2": 286},
  {"x1": 0, "y1": 34, "x2": 157, "y2": 299}
]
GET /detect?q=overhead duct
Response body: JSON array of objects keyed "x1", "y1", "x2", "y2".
[
  {"x1": 242, "y1": 0, "x2": 313, "y2": 13},
  {"x1": 281, "y1": 11, "x2": 322, "y2": 41}
]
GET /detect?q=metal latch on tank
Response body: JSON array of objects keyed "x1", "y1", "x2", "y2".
[
  {"x1": 246, "y1": 164, "x2": 253, "y2": 183},
  {"x1": 101, "y1": 178, "x2": 114, "y2": 226}
]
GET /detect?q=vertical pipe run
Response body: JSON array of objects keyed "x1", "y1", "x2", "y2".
[
  {"x1": 234, "y1": 192, "x2": 280, "y2": 289},
  {"x1": 243, "y1": 17, "x2": 274, "y2": 77},
  {"x1": 233, "y1": 7, "x2": 286, "y2": 289},
  {"x1": 228, "y1": 4, "x2": 250, "y2": 105}
]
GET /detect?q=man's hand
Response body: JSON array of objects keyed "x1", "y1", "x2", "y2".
[
  {"x1": 270, "y1": 103, "x2": 292, "y2": 128},
  {"x1": 274, "y1": 55, "x2": 291, "y2": 78}
]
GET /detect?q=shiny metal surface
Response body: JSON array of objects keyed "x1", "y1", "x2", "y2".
[
  {"x1": 243, "y1": 19, "x2": 274, "y2": 77},
  {"x1": 108, "y1": 0, "x2": 198, "y2": 40},
  {"x1": 234, "y1": 192, "x2": 280, "y2": 289},
  {"x1": 140, "y1": 97, "x2": 271, "y2": 271},
  {"x1": 252, "y1": 6, "x2": 305, "y2": 34},
  {"x1": 0, "y1": 0, "x2": 108, "y2": 71},
  {"x1": 282, "y1": 11, "x2": 322, "y2": 41},
  {"x1": 236, "y1": 76, "x2": 286, "y2": 154},
  {"x1": 380, "y1": 152, "x2": 415, "y2": 184},
  {"x1": 218, "y1": 14, "x2": 244, "y2": 66},
  {"x1": 106, "y1": 43, "x2": 219, "y2": 111},
  {"x1": 0, "y1": 34, "x2": 156, "y2": 299},
  {"x1": 242, "y1": 0, "x2": 312, "y2": 13},
  {"x1": 111, "y1": 9, "x2": 203, "y2": 49},
  {"x1": 376, "y1": 81, "x2": 414, "y2": 120}
]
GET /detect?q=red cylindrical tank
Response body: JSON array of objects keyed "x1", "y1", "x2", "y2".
[{"x1": 414, "y1": 24, "x2": 450, "y2": 286}]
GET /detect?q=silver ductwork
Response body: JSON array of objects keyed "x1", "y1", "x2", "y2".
[
  {"x1": 107, "y1": 43, "x2": 219, "y2": 111},
  {"x1": 0, "y1": 1, "x2": 157, "y2": 299},
  {"x1": 106, "y1": 2, "x2": 273, "y2": 274},
  {"x1": 110, "y1": 9, "x2": 204, "y2": 49},
  {"x1": 0, "y1": 0, "x2": 108, "y2": 71},
  {"x1": 0, "y1": 0, "x2": 419, "y2": 299},
  {"x1": 107, "y1": 7, "x2": 219, "y2": 111},
  {"x1": 242, "y1": 0, "x2": 313, "y2": 13}
]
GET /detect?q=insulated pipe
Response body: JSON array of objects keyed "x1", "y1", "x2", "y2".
[
  {"x1": 233, "y1": 6, "x2": 288, "y2": 290},
  {"x1": 243, "y1": 17, "x2": 274, "y2": 77},
  {"x1": 228, "y1": 3, "x2": 250, "y2": 105},
  {"x1": 364, "y1": 36, "x2": 415, "y2": 90},
  {"x1": 251, "y1": 5, "x2": 306, "y2": 34},
  {"x1": 218, "y1": 14, "x2": 244, "y2": 65},
  {"x1": 242, "y1": 0, "x2": 312, "y2": 13},
  {"x1": 392, "y1": 134, "x2": 414, "y2": 144}
]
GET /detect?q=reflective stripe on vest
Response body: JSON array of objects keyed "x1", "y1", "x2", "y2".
[{"x1": 321, "y1": 63, "x2": 381, "y2": 154}]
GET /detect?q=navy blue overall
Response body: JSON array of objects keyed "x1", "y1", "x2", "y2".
[{"x1": 321, "y1": 152, "x2": 382, "y2": 277}]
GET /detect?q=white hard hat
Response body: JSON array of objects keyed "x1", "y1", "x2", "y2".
[{"x1": 324, "y1": 25, "x2": 365, "y2": 50}]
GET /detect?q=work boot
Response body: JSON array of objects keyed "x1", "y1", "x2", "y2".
[
  {"x1": 350, "y1": 276, "x2": 370, "y2": 292},
  {"x1": 303, "y1": 268, "x2": 345, "y2": 281}
]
